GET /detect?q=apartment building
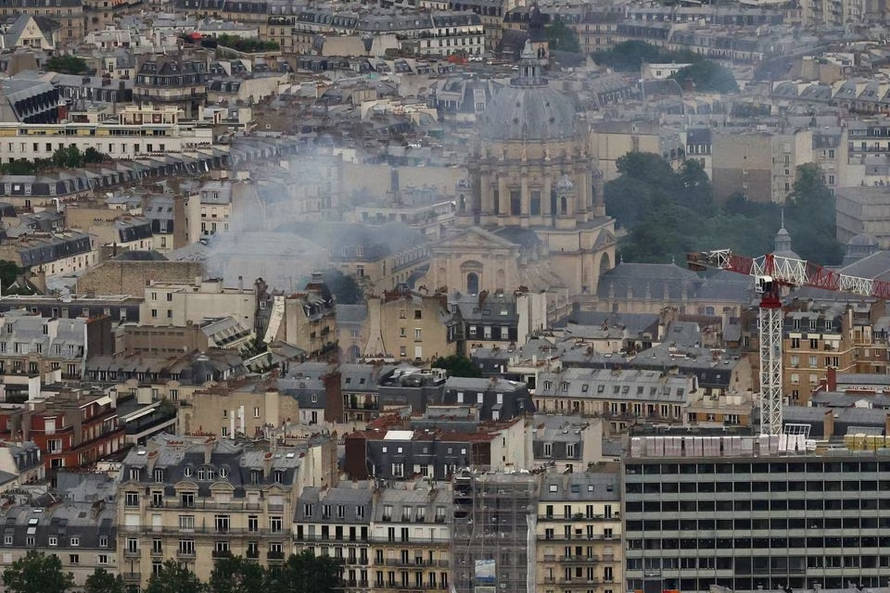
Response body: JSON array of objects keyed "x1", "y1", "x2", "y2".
[
  {"x1": 116, "y1": 433, "x2": 338, "y2": 588},
  {"x1": 140, "y1": 278, "x2": 257, "y2": 332},
  {"x1": 533, "y1": 368, "x2": 696, "y2": 429},
  {"x1": 0, "y1": 0, "x2": 84, "y2": 45},
  {"x1": 178, "y1": 376, "x2": 299, "y2": 438},
  {"x1": 343, "y1": 413, "x2": 529, "y2": 480},
  {"x1": 0, "y1": 441, "x2": 44, "y2": 487},
  {"x1": 589, "y1": 121, "x2": 685, "y2": 182},
  {"x1": 536, "y1": 471, "x2": 622, "y2": 593},
  {"x1": 0, "y1": 388, "x2": 125, "y2": 473},
  {"x1": 294, "y1": 485, "x2": 373, "y2": 592},
  {"x1": 531, "y1": 415, "x2": 605, "y2": 473},
  {"x1": 185, "y1": 180, "x2": 233, "y2": 242},
  {"x1": 452, "y1": 471, "x2": 537, "y2": 593},
  {"x1": 836, "y1": 186, "x2": 890, "y2": 247},
  {"x1": 133, "y1": 55, "x2": 209, "y2": 119},
  {"x1": 0, "y1": 105, "x2": 215, "y2": 163},
  {"x1": 262, "y1": 274, "x2": 337, "y2": 358},
  {"x1": 278, "y1": 362, "x2": 342, "y2": 426},
  {"x1": 0, "y1": 499, "x2": 118, "y2": 586},
  {"x1": 339, "y1": 363, "x2": 396, "y2": 424},
  {"x1": 441, "y1": 376, "x2": 534, "y2": 421},
  {"x1": 0, "y1": 232, "x2": 97, "y2": 280},
  {"x1": 783, "y1": 302, "x2": 887, "y2": 405},
  {"x1": 358, "y1": 291, "x2": 460, "y2": 364},
  {"x1": 624, "y1": 433, "x2": 890, "y2": 592},
  {"x1": 573, "y1": 10, "x2": 620, "y2": 54},
  {"x1": 370, "y1": 487, "x2": 452, "y2": 593},
  {"x1": 711, "y1": 129, "x2": 812, "y2": 204}
]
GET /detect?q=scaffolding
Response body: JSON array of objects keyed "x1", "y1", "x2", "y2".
[{"x1": 451, "y1": 470, "x2": 539, "y2": 593}]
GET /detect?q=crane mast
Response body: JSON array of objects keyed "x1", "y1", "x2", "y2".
[{"x1": 687, "y1": 250, "x2": 890, "y2": 436}]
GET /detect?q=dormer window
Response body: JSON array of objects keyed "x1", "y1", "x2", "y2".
[{"x1": 153, "y1": 469, "x2": 164, "y2": 483}]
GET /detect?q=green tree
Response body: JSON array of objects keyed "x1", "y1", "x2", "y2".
[
  {"x1": 591, "y1": 40, "x2": 701, "y2": 72},
  {"x1": 83, "y1": 147, "x2": 107, "y2": 163},
  {"x1": 0, "y1": 260, "x2": 21, "y2": 289},
  {"x1": 545, "y1": 20, "x2": 581, "y2": 53},
  {"x1": 3, "y1": 551, "x2": 74, "y2": 593},
  {"x1": 265, "y1": 551, "x2": 341, "y2": 593},
  {"x1": 84, "y1": 569, "x2": 126, "y2": 593},
  {"x1": 45, "y1": 55, "x2": 88, "y2": 75},
  {"x1": 208, "y1": 555, "x2": 265, "y2": 593},
  {"x1": 669, "y1": 60, "x2": 739, "y2": 93},
  {"x1": 51, "y1": 146, "x2": 84, "y2": 168},
  {"x1": 433, "y1": 355, "x2": 483, "y2": 378},
  {"x1": 606, "y1": 152, "x2": 782, "y2": 264},
  {"x1": 145, "y1": 560, "x2": 204, "y2": 593},
  {"x1": 785, "y1": 163, "x2": 843, "y2": 264}
]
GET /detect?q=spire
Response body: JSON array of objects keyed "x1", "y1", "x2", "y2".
[{"x1": 775, "y1": 210, "x2": 793, "y2": 255}]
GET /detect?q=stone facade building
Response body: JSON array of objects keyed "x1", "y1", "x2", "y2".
[{"x1": 422, "y1": 40, "x2": 615, "y2": 299}]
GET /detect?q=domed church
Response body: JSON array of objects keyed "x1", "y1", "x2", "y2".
[{"x1": 423, "y1": 40, "x2": 616, "y2": 299}]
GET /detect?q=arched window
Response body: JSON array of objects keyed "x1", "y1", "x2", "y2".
[
  {"x1": 560, "y1": 196, "x2": 568, "y2": 215},
  {"x1": 467, "y1": 273, "x2": 479, "y2": 296}
]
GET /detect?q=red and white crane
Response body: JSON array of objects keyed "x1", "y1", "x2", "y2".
[{"x1": 687, "y1": 250, "x2": 890, "y2": 436}]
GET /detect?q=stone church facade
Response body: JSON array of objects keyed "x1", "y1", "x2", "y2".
[{"x1": 422, "y1": 40, "x2": 616, "y2": 299}]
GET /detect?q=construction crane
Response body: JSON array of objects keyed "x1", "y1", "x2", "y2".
[{"x1": 686, "y1": 249, "x2": 890, "y2": 436}]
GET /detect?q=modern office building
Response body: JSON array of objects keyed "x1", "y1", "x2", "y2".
[{"x1": 624, "y1": 434, "x2": 890, "y2": 593}]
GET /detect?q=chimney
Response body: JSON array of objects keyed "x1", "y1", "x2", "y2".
[
  {"x1": 203, "y1": 436, "x2": 215, "y2": 464},
  {"x1": 826, "y1": 366, "x2": 837, "y2": 391},
  {"x1": 147, "y1": 449, "x2": 159, "y2": 474},
  {"x1": 238, "y1": 276, "x2": 244, "y2": 292},
  {"x1": 823, "y1": 410, "x2": 834, "y2": 441},
  {"x1": 263, "y1": 451, "x2": 274, "y2": 477}
]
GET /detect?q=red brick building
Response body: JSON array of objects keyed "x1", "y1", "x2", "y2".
[{"x1": 0, "y1": 389, "x2": 125, "y2": 473}]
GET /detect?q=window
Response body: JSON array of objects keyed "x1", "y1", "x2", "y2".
[
  {"x1": 248, "y1": 516, "x2": 259, "y2": 533},
  {"x1": 215, "y1": 515, "x2": 230, "y2": 533},
  {"x1": 253, "y1": 407, "x2": 261, "y2": 418},
  {"x1": 69, "y1": 554, "x2": 79, "y2": 565},
  {"x1": 270, "y1": 517, "x2": 283, "y2": 533},
  {"x1": 179, "y1": 515, "x2": 195, "y2": 530},
  {"x1": 414, "y1": 310, "x2": 422, "y2": 320},
  {"x1": 49, "y1": 536, "x2": 58, "y2": 547},
  {"x1": 414, "y1": 329, "x2": 422, "y2": 340},
  {"x1": 70, "y1": 537, "x2": 80, "y2": 547},
  {"x1": 99, "y1": 536, "x2": 108, "y2": 548},
  {"x1": 544, "y1": 443, "x2": 553, "y2": 457},
  {"x1": 98, "y1": 554, "x2": 108, "y2": 565},
  {"x1": 125, "y1": 491, "x2": 139, "y2": 507}
]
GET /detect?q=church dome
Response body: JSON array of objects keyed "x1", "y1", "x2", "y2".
[
  {"x1": 479, "y1": 39, "x2": 578, "y2": 142},
  {"x1": 848, "y1": 232, "x2": 879, "y2": 248}
]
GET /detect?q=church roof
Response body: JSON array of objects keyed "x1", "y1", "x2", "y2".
[
  {"x1": 480, "y1": 84, "x2": 578, "y2": 142},
  {"x1": 480, "y1": 39, "x2": 578, "y2": 142}
]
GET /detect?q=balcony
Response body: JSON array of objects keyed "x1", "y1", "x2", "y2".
[
  {"x1": 122, "y1": 573, "x2": 141, "y2": 582},
  {"x1": 124, "y1": 549, "x2": 140, "y2": 558},
  {"x1": 177, "y1": 550, "x2": 196, "y2": 559},
  {"x1": 246, "y1": 550, "x2": 260, "y2": 559},
  {"x1": 150, "y1": 548, "x2": 163, "y2": 557},
  {"x1": 268, "y1": 551, "x2": 285, "y2": 561},
  {"x1": 212, "y1": 550, "x2": 232, "y2": 559},
  {"x1": 562, "y1": 555, "x2": 598, "y2": 563}
]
